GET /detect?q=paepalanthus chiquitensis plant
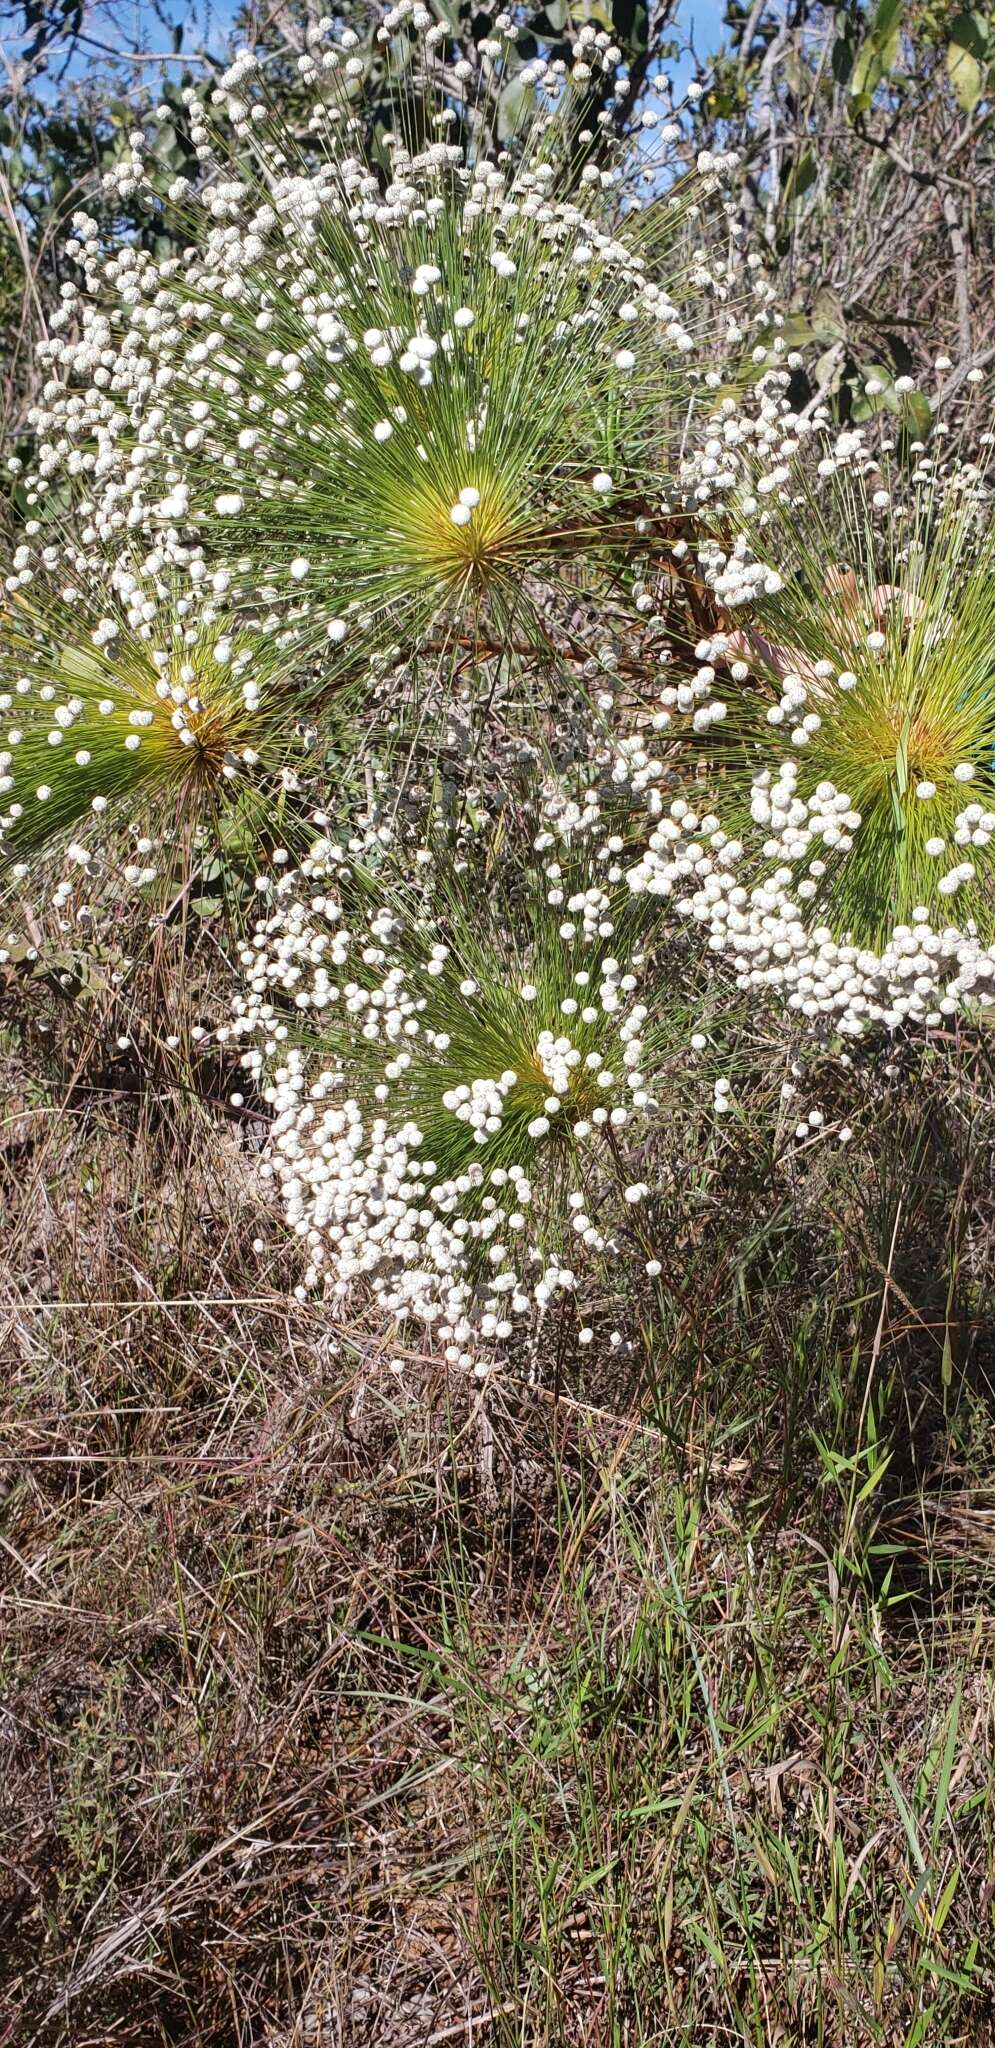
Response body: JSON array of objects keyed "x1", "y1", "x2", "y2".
[
  {"x1": 622, "y1": 434, "x2": 995, "y2": 1034},
  {"x1": 14, "y1": 7, "x2": 749, "y2": 721},
  {"x1": 222, "y1": 811, "x2": 707, "y2": 1359},
  {"x1": 0, "y1": 568, "x2": 357, "y2": 940}
]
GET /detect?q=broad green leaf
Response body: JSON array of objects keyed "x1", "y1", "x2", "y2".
[
  {"x1": 772, "y1": 313, "x2": 819, "y2": 349},
  {"x1": 850, "y1": 362, "x2": 899, "y2": 420},
  {"x1": 814, "y1": 344, "x2": 844, "y2": 393},
  {"x1": 783, "y1": 149, "x2": 817, "y2": 205},
  {"x1": 948, "y1": 9, "x2": 989, "y2": 60},
  {"x1": 947, "y1": 38, "x2": 983, "y2": 110},
  {"x1": 900, "y1": 389, "x2": 932, "y2": 442},
  {"x1": 849, "y1": 0, "x2": 904, "y2": 102},
  {"x1": 850, "y1": 39, "x2": 884, "y2": 99},
  {"x1": 832, "y1": 32, "x2": 854, "y2": 84},
  {"x1": 873, "y1": 0, "x2": 904, "y2": 39},
  {"x1": 811, "y1": 285, "x2": 847, "y2": 341},
  {"x1": 497, "y1": 80, "x2": 533, "y2": 143}
]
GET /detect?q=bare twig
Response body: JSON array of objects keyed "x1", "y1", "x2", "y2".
[{"x1": 941, "y1": 186, "x2": 973, "y2": 363}]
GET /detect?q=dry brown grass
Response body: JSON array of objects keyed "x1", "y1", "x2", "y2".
[{"x1": 3, "y1": 972, "x2": 995, "y2": 2046}]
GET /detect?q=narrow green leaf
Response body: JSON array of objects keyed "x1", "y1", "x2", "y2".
[
  {"x1": 883, "y1": 1760, "x2": 927, "y2": 1874},
  {"x1": 890, "y1": 776, "x2": 906, "y2": 837},
  {"x1": 904, "y1": 2009, "x2": 938, "y2": 2048},
  {"x1": 895, "y1": 715, "x2": 911, "y2": 797},
  {"x1": 931, "y1": 1682, "x2": 963, "y2": 1853},
  {"x1": 933, "y1": 1862, "x2": 961, "y2": 1933}
]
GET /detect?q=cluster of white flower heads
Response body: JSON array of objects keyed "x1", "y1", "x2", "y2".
[
  {"x1": 9, "y1": 10, "x2": 743, "y2": 659},
  {"x1": 623, "y1": 778, "x2": 995, "y2": 1033},
  {"x1": 612, "y1": 418, "x2": 995, "y2": 1035},
  {"x1": 221, "y1": 835, "x2": 659, "y2": 1359}
]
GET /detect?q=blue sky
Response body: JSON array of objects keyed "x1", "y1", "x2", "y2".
[
  {"x1": 676, "y1": 0, "x2": 728, "y2": 60},
  {"x1": 6, "y1": 0, "x2": 731, "y2": 74},
  {"x1": 673, "y1": 0, "x2": 728, "y2": 88}
]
